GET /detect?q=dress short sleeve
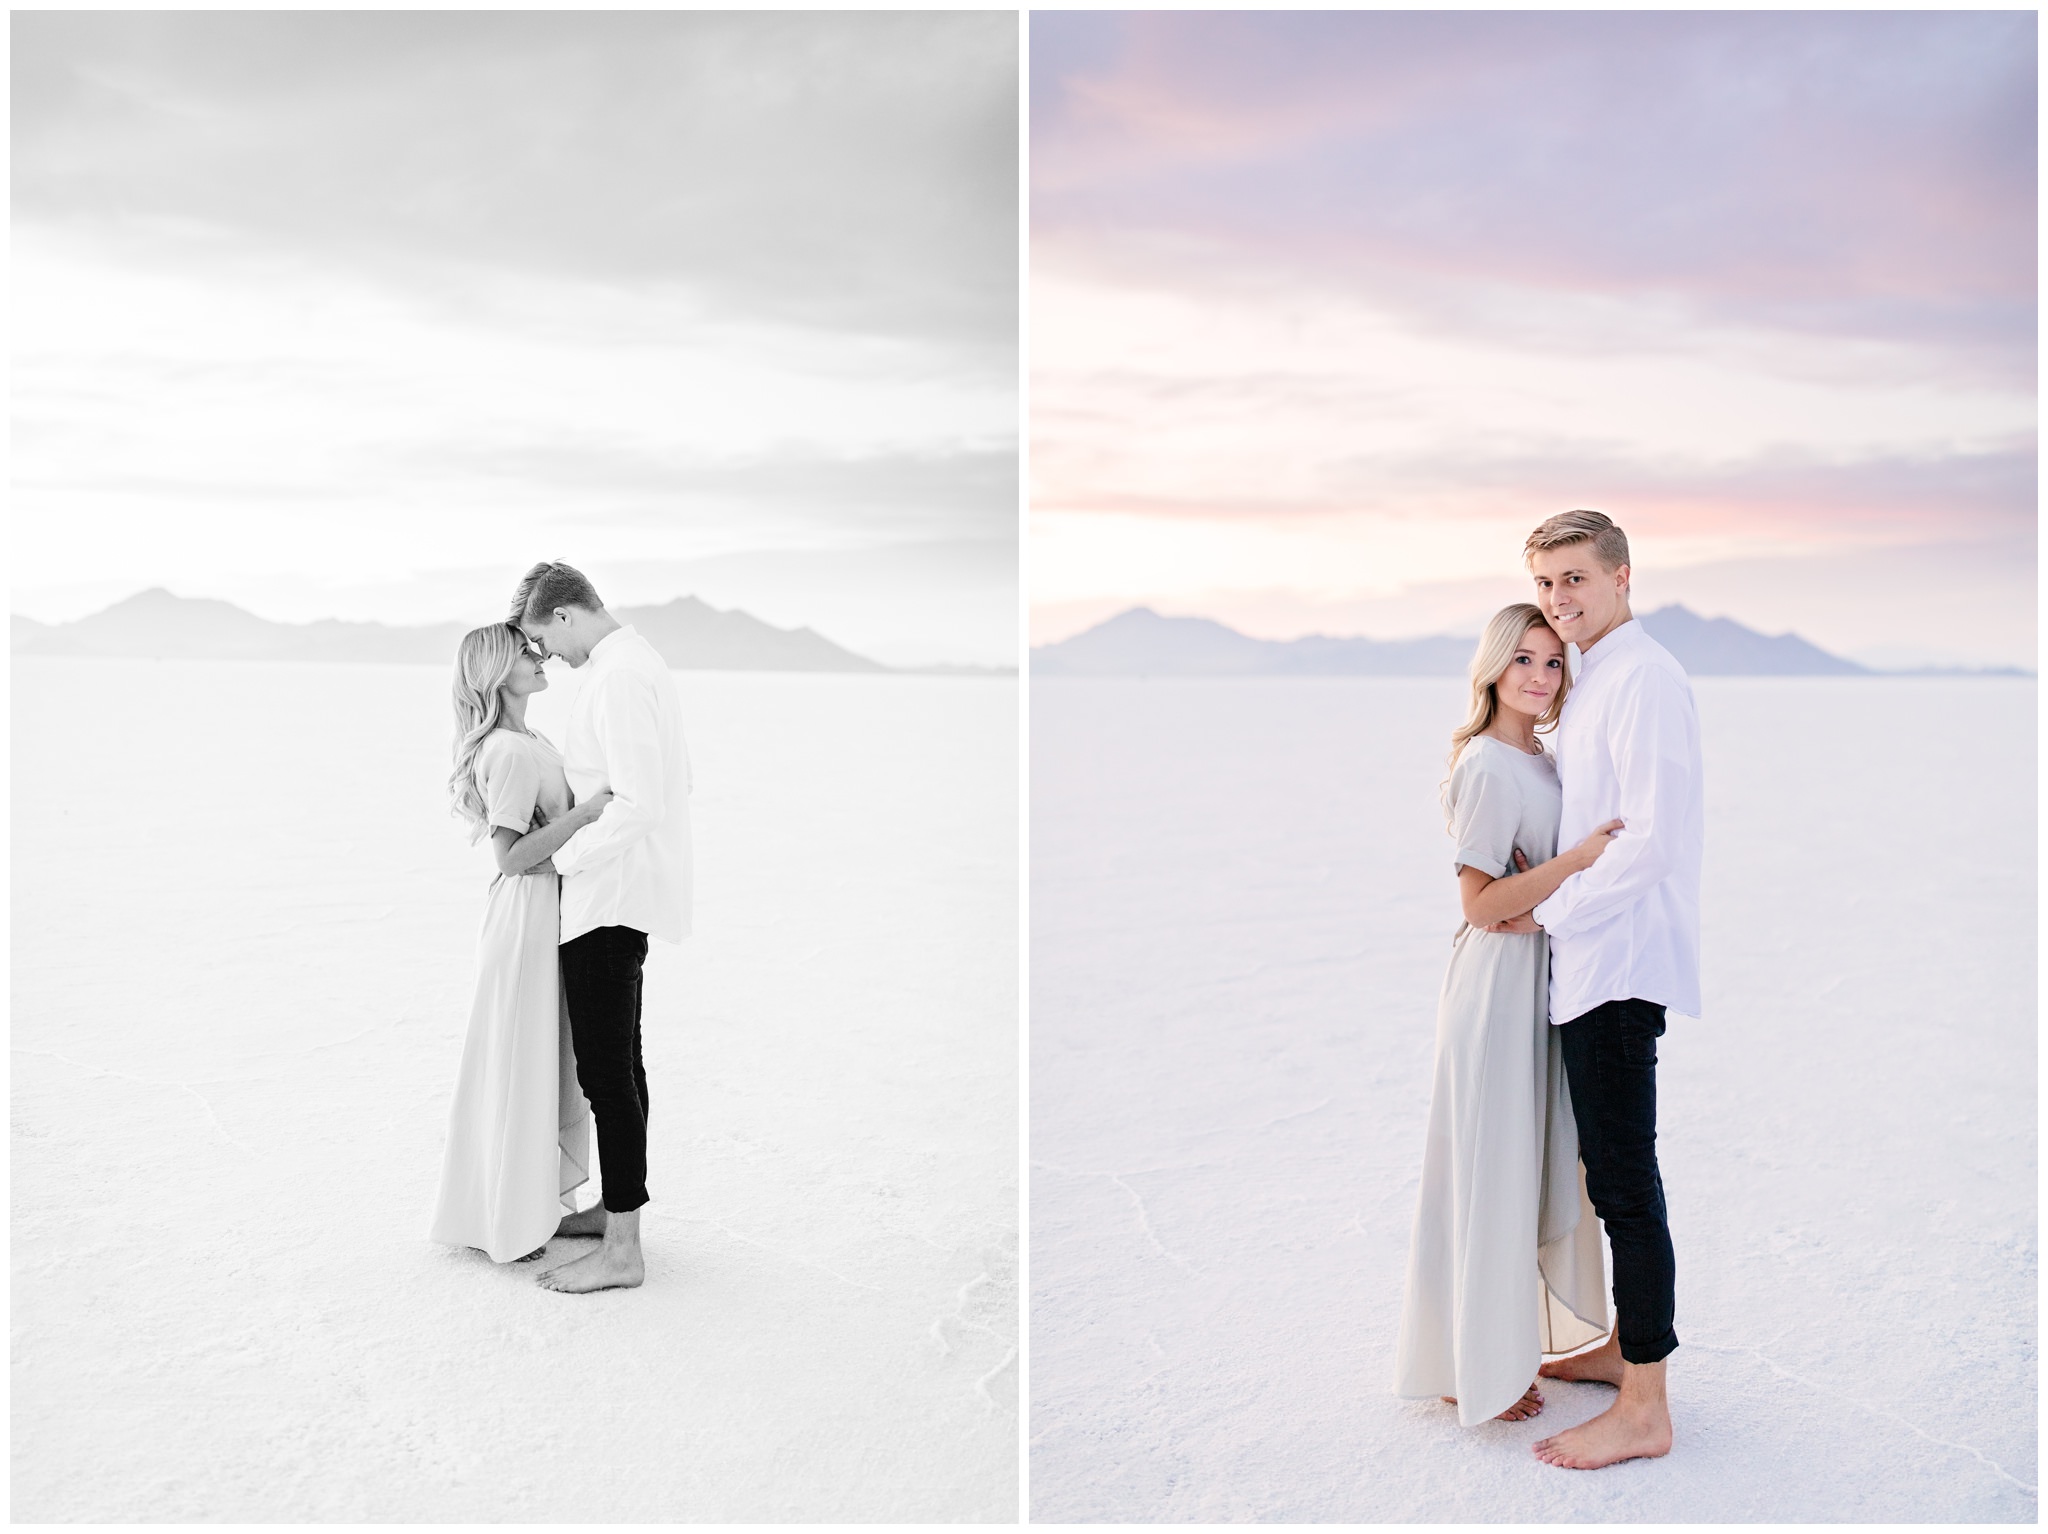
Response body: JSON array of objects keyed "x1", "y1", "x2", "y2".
[
  {"x1": 480, "y1": 735, "x2": 542, "y2": 836},
  {"x1": 1447, "y1": 744, "x2": 1519, "y2": 878}
]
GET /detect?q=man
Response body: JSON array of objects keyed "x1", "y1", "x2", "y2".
[
  {"x1": 1510, "y1": 509, "x2": 1702, "y2": 1469},
  {"x1": 511, "y1": 561, "x2": 693, "y2": 1295}
]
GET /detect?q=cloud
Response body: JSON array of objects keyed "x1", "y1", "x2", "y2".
[
  {"x1": 409, "y1": 439, "x2": 1019, "y2": 547},
  {"x1": 1316, "y1": 441, "x2": 2038, "y2": 547},
  {"x1": 10, "y1": 220, "x2": 1016, "y2": 592},
  {"x1": 14, "y1": 11, "x2": 1019, "y2": 356},
  {"x1": 1033, "y1": 12, "x2": 2035, "y2": 376},
  {"x1": 1034, "y1": 437, "x2": 2035, "y2": 551}
]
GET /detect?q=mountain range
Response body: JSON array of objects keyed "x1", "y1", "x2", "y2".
[
  {"x1": 8, "y1": 588, "x2": 987, "y2": 673},
  {"x1": 1031, "y1": 605, "x2": 2029, "y2": 678}
]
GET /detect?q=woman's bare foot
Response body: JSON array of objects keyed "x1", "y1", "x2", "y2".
[
  {"x1": 1540, "y1": 1333, "x2": 1625, "y2": 1386},
  {"x1": 513, "y1": 1245, "x2": 549, "y2": 1263},
  {"x1": 1440, "y1": 1384, "x2": 1545, "y2": 1421},
  {"x1": 536, "y1": 1243, "x2": 644, "y2": 1293},
  {"x1": 554, "y1": 1205, "x2": 607, "y2": 1240}
]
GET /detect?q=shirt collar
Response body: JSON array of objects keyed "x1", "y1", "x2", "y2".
[
  {"x1": 587, "y1": 625, "x2": 633, "y2": 667},
  {"x1": 1574, "y1": 614, "x2": 1640, "y2": 678}
]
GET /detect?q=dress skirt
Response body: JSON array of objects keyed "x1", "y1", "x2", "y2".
[
  {"x1": 1392, "y1": 926, "x2": 1611, "y2": 1425},
  {"x1": 429, "y1": 871, "x2": 592, "y2": 1263}
]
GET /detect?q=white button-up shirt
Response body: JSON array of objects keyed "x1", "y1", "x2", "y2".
[
  {"x1": 1531, "y1": 617, "x2": 1703, "y2": 1025},
  {"x1": 552, "y1": 626, "x2": 693, "y2": 945}
]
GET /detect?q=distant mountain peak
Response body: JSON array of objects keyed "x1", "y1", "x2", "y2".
[
  {"x1": 1634, "y1": 604, "x2": 1865, "y2": 675},
  {"x1": 108, "y1": 587, "x2": 211, "y2": 611},
  {"x1": 633, "y1": 593, "x2": 718, "y2": 613},
  {"x1": 616, "y1": 595, "x2": 885, "y2": 673},
  {"x1": 1104, "y1": 606, "x2": 1209, "y2": 628}
]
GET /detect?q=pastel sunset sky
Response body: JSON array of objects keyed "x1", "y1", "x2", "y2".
[
  {"x1": 1030, "y1": 12, "x2": 2036, "y2": 668},
  {"x1": 13, "y1": 13, "x2": 1018, "y2": 667}
]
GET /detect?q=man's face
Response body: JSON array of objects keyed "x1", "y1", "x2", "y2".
[
  {"x1": 520, "y1": 610, "x2": 586, "y2": 668},
  {"x1": 1529, "y1": 544, "x2": 1629, "y2": 649}
]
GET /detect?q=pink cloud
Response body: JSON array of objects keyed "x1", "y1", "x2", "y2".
[
  {"x1": 1033, "y1": 12, "x2": 2036, "y2": 371},
  {"x1": 1031, "y1": 441, "x2": 2035, "y2": 554}
]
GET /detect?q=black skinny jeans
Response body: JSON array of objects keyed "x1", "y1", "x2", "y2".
[
  {"x1": 560, "y1": 924, "x2": 651, "y2": 1213},
  {"x1": 1558, "y1": 996, "x2": 1678, "y2": 1365}
]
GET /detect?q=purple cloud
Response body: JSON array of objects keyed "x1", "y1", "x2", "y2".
[{"x1": 1033, "y1": 12, "x2": 2036, "y2": 375}]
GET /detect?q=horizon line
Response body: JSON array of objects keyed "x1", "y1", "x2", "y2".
[
  {"x1": 1028, "y1": 602, "x2": 2035, "y2": 677},
  {"x1": 10, "y1": 585, "x2": 788, "y2": 632},
  {"x1": 11, "y1": 585, "x2": 1022, "y2": 675}
]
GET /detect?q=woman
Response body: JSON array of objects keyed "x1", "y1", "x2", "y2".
[
  {"x1": 429, "y1": 622, "x2": 610, "y2": 1264},
  {"x1": 1392, "y1": 603, "x2": 1619, "y2": 1425}
]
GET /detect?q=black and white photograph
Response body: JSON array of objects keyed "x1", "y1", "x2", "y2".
[{"x1": 13, "y1": 11, "x2": 1019, "y2": 1522}]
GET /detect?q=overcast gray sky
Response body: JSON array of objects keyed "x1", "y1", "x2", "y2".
[{"x1": 13, "y1": 11, "x2": 1019, "y2": 666}]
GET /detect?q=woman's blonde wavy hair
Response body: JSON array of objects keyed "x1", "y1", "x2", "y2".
[
  {"x1": 448, "y1": 622, "x2": 527, "y2": 842},
  {"x1": 1445, "y1": 602, "x2": 1570, "y2": 776}
]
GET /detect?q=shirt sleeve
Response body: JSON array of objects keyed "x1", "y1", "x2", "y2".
[
  {"x1": 481, "y1": 738, "x2": 541, "y2": 835},
  {"x1": 1533, "y1": 667, "x2": 1697, "y2": 938},
  {"x1": 551, "y1": 669, "x2": 667, "y2": 878},
  {"x1": 1447, "y1": 749, "x2": 1519, "y2": 878}
]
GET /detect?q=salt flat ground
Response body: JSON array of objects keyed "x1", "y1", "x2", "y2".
[
  {"x1": 1031, "y1": 676, "x2": 2035, "y2": 1522},
  {"x1": 13, "y1": 658, "x2": 1017, "y2": 1523}
]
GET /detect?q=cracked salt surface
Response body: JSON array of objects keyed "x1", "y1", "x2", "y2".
[
  {"x1": 13, "y1": 658, "x2": 1017, "y2": 1522},
  {"x1": 1031, "y1": 675, "x2": 2035, "y2": 1522}
]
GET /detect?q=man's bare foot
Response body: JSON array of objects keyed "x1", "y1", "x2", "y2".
[
  {"x1": 1540, "y1": 1333, "x2": 1625, "y2": 1387},
  {"x1": 538, "y1": 1208, "x2": 643, "y2": 1294},
  {"x1": 554, "y1": 1205, "x2": 607, "y2": 1240},
  {"x1": 1534, "y1": 1355, "x2": 1671, "y2": 1469},
  {"x1": 1532, "y1": 1396, "x2": 1672, "y2": 1468},
  {"x1": 536, "y1": 1243, "x2": 644, "y2": 1293},
  {"x1": 1440, "y1": 1384, "x2": 1545, "y2": 1422}
]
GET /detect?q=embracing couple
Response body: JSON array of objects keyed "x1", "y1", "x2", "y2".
[
  {"x1": 427, "y1": 562, "x2": 692, "y2": 1295},
  {"x1": 1394, "y1": 509, "x2": 1703, "y2": 1470}
]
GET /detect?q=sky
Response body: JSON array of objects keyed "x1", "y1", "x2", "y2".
[
  {"x1": 1030, "y1": 12, "x2": 2037, "y2": 669},
  {"x1": 12, "y1": 12, "x2": 1019, "y2": 668}
]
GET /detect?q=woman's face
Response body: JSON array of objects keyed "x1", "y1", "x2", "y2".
[
  {"x1": 1494, "y1": 624, "x2": 1565, "y2": 719},
  {"x1": 502, "y1": 643, "x2": 550, "y2": 699}
]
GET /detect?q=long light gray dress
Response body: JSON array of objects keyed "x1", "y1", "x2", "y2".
[
  {"x1": 428, "y1": 729, "x2": 592, "y2": 1263},
  {"x1": 1392, "y1": 734, "x2": 1610, "y2": 1424}
]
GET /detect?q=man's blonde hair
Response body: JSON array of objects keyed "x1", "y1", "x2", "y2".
[
  {"x1": 1524, "y1": 509, "x2": 1630, "y2": 573},
  {"x1": 510, "y1": 560, "x2": 604, "y2": 626}
]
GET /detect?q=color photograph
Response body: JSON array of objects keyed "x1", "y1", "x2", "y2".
[
  {"x1": 13, "y1": 12, "x2": 1019, "y2": 1521},
  {"x1": 1029, "y1": 11, "x2": 2035, "y2": 1521}
]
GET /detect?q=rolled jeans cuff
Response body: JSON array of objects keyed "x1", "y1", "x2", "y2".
[{"x1": 1620, "y1": 1325, "x2": 1679, "y2": 1367}]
